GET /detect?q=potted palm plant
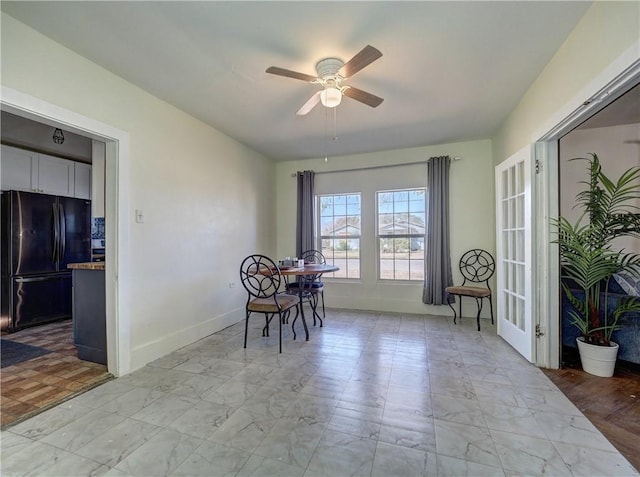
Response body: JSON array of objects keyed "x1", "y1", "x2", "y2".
[{"x1": 554, "y1": 153, "x2": 640, "y2": 377}]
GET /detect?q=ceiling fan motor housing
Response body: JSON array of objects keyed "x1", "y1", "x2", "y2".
[{"x1": 316, "y1": 58, "x2": 344, "y2": 79}]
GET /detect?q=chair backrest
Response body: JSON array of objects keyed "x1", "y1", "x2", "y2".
[
  {"x1": 300, "y1": 249, "x2": 326, "y2": 283},
  {"x1": 239, "y1": 255, "x2": 282, "y2": 299},
  {"x1": 458, "y1": 249, "x2": 495, "y2": 287},
  {"x1": 301, "y1": 249, "x2": 326, "y2": 265}
]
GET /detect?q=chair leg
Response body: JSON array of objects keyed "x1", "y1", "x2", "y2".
[
  {"x1": 278, "y1": 311, "x2": 282, "y2": 354},
  {"x1": 447, "y1": 294, "x2": 457, "y2": 324},
  {"x1": 475, "y1": 298, "x2": 483, "y2": 331},
  {"x1": 244, "y1": 310, "x2": 250, "y2": 349},
  {"x1": 321, "y1": 290, "x2": 326, "y2": 318},
  {"x1": 304, "y1": 293, "x2": 318, "y2": 327},
  {"x1": 488, "y1": 294, "x2": 494, "y2": 324},
  {"x1": 291, "y1": 305, "x2": 299, "y2": 340},
  {"x1": 263, "y1": 314, "x2": 275, "y2": 337},
  {"x1": 311, "y1": 293, "x2": 322, "y2": 327},
  {"x1": 309, "y1": 294, "x2": 316, "y2": 327}
]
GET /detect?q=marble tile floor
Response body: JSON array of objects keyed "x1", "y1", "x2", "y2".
[{"x1": 1, "y1": 309, "x2": 638, "y2": 477}]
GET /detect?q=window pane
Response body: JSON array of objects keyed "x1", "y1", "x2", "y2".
[
  {"x1": 378, "y1": 213, "x2": 393, "y2": 234},
  {"x1": 409, "y1": 199, "x2": 424, "y2": 213},
  {"x1": 394, "y1": 190, "x2": 409, "y2": 203},
  {"x1": 320, "y1": 216, "x2": 334, "y2": 235},
  {"x1": 334, "y1": 195, "x2": 347, "y2": 216},
  {"x1": 347, "y1": 194, "x2": 361, "y2": 214},
  {"x1": 320, "y1": 196, "x2": 333, "y2": 216},
  {"x1": 379, "y1": 258, "x2": 394, "y2": 280},
  {"x1": 410, "y1": 213, "x2": 426, "y2": 234},
  {"x1": 410, "y1": 237, "x2": 424, "y2": 253},
  {"x1": 395, "y1": 200, "x2": 409, "y2": 213},
  {"x1": 409, "y1": 259, "x2": 425, "y2": 280},
  {"x1": 378, "y1": 192, "x2": 393, "y2": 212}
]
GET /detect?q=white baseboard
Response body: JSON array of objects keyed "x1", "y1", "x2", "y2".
[
  {"x1": 328, "y1": 295, "x2": 493, "y2": 319},
  {"x1": 128, "y1": 307, "x2": 244, "y2": 373}
]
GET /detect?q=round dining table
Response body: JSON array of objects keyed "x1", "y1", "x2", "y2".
[{"x1": 279, "y1": 264, "x2": 339, "y2": 341}]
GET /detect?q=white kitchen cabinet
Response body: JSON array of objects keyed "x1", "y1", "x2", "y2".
[
  {"x1": 1, "y1": 145, "x2": 91, "y2": 198},
  {"x1": 1, "y1": 144, "x2": 39, "y2": 192},
  {"x1": 38, "y1": 153, "x2": 75, "y2": 197},
  {"x1": 74, "y1": 162, "x2": 92, "y2": 200}
]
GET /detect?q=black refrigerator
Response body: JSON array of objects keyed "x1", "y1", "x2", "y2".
[{"x1": 1, "y1": 190, "x2": 91, "y2": 331}]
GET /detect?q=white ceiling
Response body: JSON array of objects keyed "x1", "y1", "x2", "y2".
[{"x1": 1, "y1": 1, "x2": 592, "y2": 161}]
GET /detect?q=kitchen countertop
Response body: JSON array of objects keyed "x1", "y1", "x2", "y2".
[{"x1": 67, "y1": 262, "x2": 105, "y2": 271}]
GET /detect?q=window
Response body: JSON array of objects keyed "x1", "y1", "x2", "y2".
[
  {"x1": 318, "y1": 193, "x2": 361, "y2": 279},
  {"x1": 377, "y1": 188, "x2": 426, "y2": 280}
]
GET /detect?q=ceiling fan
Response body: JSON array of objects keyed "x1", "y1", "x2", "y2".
[{"x1": 266, "y1": 45, "x2": 384, "y2": 116}]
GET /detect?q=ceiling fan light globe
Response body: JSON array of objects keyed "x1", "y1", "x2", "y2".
[{"x1": 320, "y1": 87, "x2": 342, "y2": 108}]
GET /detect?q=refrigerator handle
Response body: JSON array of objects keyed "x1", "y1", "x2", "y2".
[
  {"x1": 52, "y1": 203, "x2": 60, "y2": 263},
  {"x1": 59, "y1": 203, "x2": 66, "y2": 261}
]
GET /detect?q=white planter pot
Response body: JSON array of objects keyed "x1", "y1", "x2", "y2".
[{"x1": 576, "y1": 337, "x2": 619, "y2": 377}]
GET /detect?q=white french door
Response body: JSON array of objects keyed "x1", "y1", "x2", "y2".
[{"x1": 495, "y1": 145, "x2": 534, "y2": 362}]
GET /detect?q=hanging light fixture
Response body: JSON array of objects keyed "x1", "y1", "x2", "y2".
[
  {"x1": 52, "y1": 128, "x2": 65, "y2": 144},
  {"x1": 320, "y1": 87, "x2": 342, "y2": 108}
]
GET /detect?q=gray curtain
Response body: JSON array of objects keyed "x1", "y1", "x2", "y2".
[
  {"x1": 423, "y1": 156, "x2": 453, "y2": 305},
  {"x1": 296, "y1": 170, "x2": 315, "y2": 257}
]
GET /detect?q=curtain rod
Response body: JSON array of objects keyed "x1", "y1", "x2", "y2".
[{"x1": 291, "y1": 156, "x2": 462, "y2": 177}]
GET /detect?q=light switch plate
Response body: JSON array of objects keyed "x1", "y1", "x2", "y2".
[{"x1": 135, "y1": 209, "x2": 144, "y2": 223}]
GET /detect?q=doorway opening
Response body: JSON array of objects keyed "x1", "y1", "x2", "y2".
[
  {"x1": 1, "y1": 85, "x2": 131, "y2": 381},
  {"x1": 557, "y1": 82, "x2": 640, "y2": 369},
  {"x1": 0, "y1": 90, "x2": 128, "y2": 426}
]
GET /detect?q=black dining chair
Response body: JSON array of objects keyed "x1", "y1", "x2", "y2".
[
  {"x1": 239, "y1": 254, "x2": 299, "y2": 353},
  {"x1": 445, "y1": 249, "x2": 495, "y2": 331},
  {"x1": 286, "y1": 249, "x2": 326, "y2": 326}
]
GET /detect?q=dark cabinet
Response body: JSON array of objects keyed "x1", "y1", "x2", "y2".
[{"x1": 72, "y1": 267, "x2": 106, "y2": 364}]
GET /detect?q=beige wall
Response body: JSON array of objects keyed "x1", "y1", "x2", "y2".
[
  {"x1": 1, "y1": 13, "x2": 276, "y2": 372},
  {"x1": 493, "y1": 2, "x2": 640, "y2": 164},
  {"x1": 275, "y1": 139, "x2": 495, "y2": 317}
]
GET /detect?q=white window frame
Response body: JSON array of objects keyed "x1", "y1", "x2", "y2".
[
  {"x1": 376, "y1": 187, "x2": 426, "y2": 281},
  {"x1": 317, "y1": 192, "x2": 362, "y2": 279}
]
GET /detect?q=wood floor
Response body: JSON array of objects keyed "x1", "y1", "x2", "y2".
[
  {"x1": 543, "y1": 357, "x2": 640, "y2": 472},
  {"x1": 1, "y1": 320, "x2": 111, "y2": 428}
]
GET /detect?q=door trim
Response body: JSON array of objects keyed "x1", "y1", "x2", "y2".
[
  {"x1": 532, "y1": 141, "x2": 559, "y2": 369},
  {"x1": 1, "y1": 85, "x2": 132, "y2": 376}
]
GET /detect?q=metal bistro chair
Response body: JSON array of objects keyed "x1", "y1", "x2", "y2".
[
  {"x1": 445, "y1": 249, "x2": 495, "y2": 331},
  {"x1": 239, "y1": 254, "x2": 299, "y2": 353},
  {"x1": 286, "y1": 249, "x2": 326, "y2": 326}
]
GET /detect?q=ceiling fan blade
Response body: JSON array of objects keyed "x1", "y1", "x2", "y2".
[
  {"x1": 343, "y1": 87, "x2": 384, "y2": 108},
  {"x1": 266, "y1": 66, "x2": 317, "y2": 82},
  {"x1": 296, "y1": 91, "x2": 322, "y2": 116},
  {"x1": 339, "y1": 45, "x2": 382, "y2": 78}
]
